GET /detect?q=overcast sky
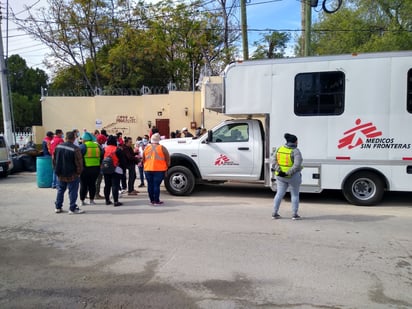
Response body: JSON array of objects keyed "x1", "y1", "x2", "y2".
[{"x1": 2, "y1": 0, "x2": 305, "y2": 73}]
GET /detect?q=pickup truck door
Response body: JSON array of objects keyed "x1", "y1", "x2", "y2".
[{"x1": 198, "y1": 123, "x2": 255, "y2": 179}]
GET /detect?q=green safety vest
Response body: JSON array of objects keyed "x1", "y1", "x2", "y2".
[
  {"x1": 276, "y1": 146, "x2": 293, "y2": 175},
  {"x1": 84, "y1": 141, "x2": 101, "y2": 167}
]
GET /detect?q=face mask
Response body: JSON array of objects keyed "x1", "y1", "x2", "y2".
[
  {"x1": 142, "y1": 138, "x2": 148, "y2": 144},
  {"x1": 77, "y1": 132, "x2": 80, "y2": 137}
]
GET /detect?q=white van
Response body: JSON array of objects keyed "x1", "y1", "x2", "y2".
[{"x1": 0, "y1": 135, "x2": 13, "y2": 177}]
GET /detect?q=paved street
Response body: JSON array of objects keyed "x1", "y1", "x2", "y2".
[{"x1": 0, "y1": 172, "x2": 411, "y2": 308}]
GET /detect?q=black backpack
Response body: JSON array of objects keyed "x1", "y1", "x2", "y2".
[{"x1": 101, "y1": 155, "x2": 115, "y2": 174}]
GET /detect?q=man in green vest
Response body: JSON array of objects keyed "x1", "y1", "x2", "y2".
[
  {"x1": 272, "y1": 133, "x2": 303, "y2": 220},
  {"x1": 79, "y1": 131, "x2": 102, "y2": 206}
]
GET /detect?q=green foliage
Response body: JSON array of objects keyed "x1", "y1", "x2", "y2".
[
  {"x1": 310, "y1": 0, "x2": 412, "y2": 55},
  {"x1": 17, "y1": 0, "x2": 234, "y2": 93},
  {"x1": 7, "y1": 55, "x2": 48, "y2": 98},
  {"x1": 0, "y1": 55, "x2": 47, "y2": 131},
  {"x1": 98, "y1": 0, "x2": 228, "y2": 91},
  {"x1": 251, "y1": 31, "x2": 291, "y2": 59},
  {"x1": 10, "y1": 93, "x2": 42, "y2": 129}
]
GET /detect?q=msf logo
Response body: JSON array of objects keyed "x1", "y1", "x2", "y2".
[
  {"x1": 338, "y1": 118, "x2": 382, "y2": 149},
  {"x1": 215, "y1": 154, "x2": 231, "y2": 166}
]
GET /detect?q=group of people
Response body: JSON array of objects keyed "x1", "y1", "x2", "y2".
[
  {"x1": 44, "y1": 128, "x2": 170, "y2": 214},
  {"x1": 170, "y1": 127, "x2": 206, "y2": 138},
  {"x1": 44, "y1": 126, "x2": 303, "y2": 220}
]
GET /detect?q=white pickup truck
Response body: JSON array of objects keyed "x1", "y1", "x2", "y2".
[{"x1": 161, "y1": 119, "x2": 266, "y2": 196}]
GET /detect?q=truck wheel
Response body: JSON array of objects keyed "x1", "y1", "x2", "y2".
[
  {"x1": 164, "y1": 166, "x2": 195, "y2": 196},
  {"x1": 342, "y1": 171, "x2": 385, "y2": 206}
]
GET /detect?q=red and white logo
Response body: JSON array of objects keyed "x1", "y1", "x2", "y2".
[
  {"x1": 215, "y1": 154, "x2": 231, "y2": 166},
  {"x1": 338, "y1": 118, "x2": 382, "y2": 149}
]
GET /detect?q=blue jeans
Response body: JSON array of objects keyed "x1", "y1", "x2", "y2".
[
  {"x1": 144, "y1": 171, "x2": 165, "y2": 203},
  {"x1": 55, "y1": 177, "x2": 80, "y2": 211},
  {"x1": 273, "y1": 172, "x2": 302, "y2": 215},
  {"x1": 52, "y1": 171, "x2": 58, "y2": 188},
  {"x1": 138, "y1": 165, "x2": 145, "y2": 185}
]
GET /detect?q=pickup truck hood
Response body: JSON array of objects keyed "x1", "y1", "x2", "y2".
[{"x1": 160, "y1": 137, "x2": 202, "y2": 154}]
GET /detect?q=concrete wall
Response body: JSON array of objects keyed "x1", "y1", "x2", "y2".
[
  {"x1": 35, "y1": 78, "x2": 233, "y2": 144},
  {"x1": 37, "y1": 91, "x2": 201, "y2": 142}
]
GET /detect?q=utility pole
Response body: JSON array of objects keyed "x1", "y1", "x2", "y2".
[
  {"x1": 0, "y1": 13, "x2": 14, "y2": 146},
  {"x1": 240, "y1": 0, "x2": 249, "y2": 60},
  {"x1": 301, "y1": 1, "x2": 306, "y2": 56},
  {"x1": 304, "y1": 0, "x2": 312, "y2": 56}
]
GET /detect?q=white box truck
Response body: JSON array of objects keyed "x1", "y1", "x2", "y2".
[{"x1": 160, "y1": 51, "x2": 412, "y2": 205}]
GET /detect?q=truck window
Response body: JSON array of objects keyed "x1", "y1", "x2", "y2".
[
  {"x1": 408, "y1": 69, "x2": 412, "y2": 113},
  {"x1": 213, "y1": 124, "x2": 249, "y2": 143},
  {"x1": 294, "y1": 71, "x2": 345, "y2": 116}
]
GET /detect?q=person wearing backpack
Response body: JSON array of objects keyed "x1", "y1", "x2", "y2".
[{"x1": 102, "y1": 135, "x2": 125, "y2": 207}]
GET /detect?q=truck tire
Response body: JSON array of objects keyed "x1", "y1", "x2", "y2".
[
  {"x1": 164, "y1": 166, "x2": 196, "y2": 196},
  {"x1": 342, "y1": 171, "x2": 385, "y2": 206}
]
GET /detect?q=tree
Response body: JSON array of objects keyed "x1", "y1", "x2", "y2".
[
  {"x1": 310, "y1": 0, "x2": 412, "y2": 55},
  {"x1": 13, "y1": 0, "x2": 127, "y2": 92},
  {"x1": 0, "y1": 55, "x2": 47, "y2": 131},
  {"x1": 251, "y1": 31, "x2": 290, "y2": 59},
  {"x1": 211, "y1": 0, "x2": 240, "y2": 69},
  {"x1": 13, "y1": 0, "x2": 240, "y2": 93},
  {"x1": 99, "y1": 0, "x2": 229, "y2": 91}
]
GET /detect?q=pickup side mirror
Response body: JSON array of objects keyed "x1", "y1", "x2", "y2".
[{"x1": 207, "y1": 130, "x2": 213, "y2": 143}]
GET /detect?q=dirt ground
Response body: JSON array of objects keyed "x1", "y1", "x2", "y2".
[
  {"x1": 0, "y1": 237, "x2": 202, "y2": 308},
  {"x1": 1, "y1": 172, "x2": 412, "y2": 309}
]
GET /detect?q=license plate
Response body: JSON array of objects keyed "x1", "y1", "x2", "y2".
[{"x1": 0, "y1": 166, "x2": 3, "y2": 172}]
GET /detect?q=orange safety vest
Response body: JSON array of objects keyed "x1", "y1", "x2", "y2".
[{"x1": 143, "y1": 144, "x2": 168, "y2": 171}]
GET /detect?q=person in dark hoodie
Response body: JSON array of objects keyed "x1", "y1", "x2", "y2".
[
  {"x1": 53, "y1": 131, "x2": 84, "y2": 214},
  {"x1": 272, "y1": 133, "x2": 303, "y2": 220},
  {"x1": 122, "y1": 136, "x2": 139, "y2": 196}
]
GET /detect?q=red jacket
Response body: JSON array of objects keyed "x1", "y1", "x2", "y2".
[{"x1": 50, "y1": 136, "x2": 64, "y2": 156}]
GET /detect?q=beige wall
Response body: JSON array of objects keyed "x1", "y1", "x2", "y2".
[
  {"x1": 36, "y1": 89, "x2": 232, "y2": 144},
  {"x1": 38, "y1": 92, "x2": 196, "y2": 142}
]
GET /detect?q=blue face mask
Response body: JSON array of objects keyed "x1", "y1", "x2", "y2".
[{"x1": 142, "y1": 138, "x2": 148, "y2": 144}]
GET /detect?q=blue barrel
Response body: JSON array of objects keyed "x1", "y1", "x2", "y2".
[{"x1": 36, "y1": 156, "x2": 53, "y2": 188}]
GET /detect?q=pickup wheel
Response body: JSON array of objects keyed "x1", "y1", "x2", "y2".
[
  {"x1": 164, "y1": 166, "x2": 195, "y2": 196},
  {"x1": 342, "y1": 171, "x2": 385, "y2": 206}
]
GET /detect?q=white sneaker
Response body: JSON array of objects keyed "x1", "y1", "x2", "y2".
[
  {"x1": 68, "y1": 209, "x2": 85, "y2": 214},
  {"x1": 89, "y1": 200, "x2": 96, "y2": 205},
  {"x1": 80, "y1": 201, "x2": 88, "y2": 206}
]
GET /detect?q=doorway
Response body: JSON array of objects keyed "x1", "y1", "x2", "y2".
[{"x1": 156, "y1": 119, "x2": 170, "y2": 138}]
